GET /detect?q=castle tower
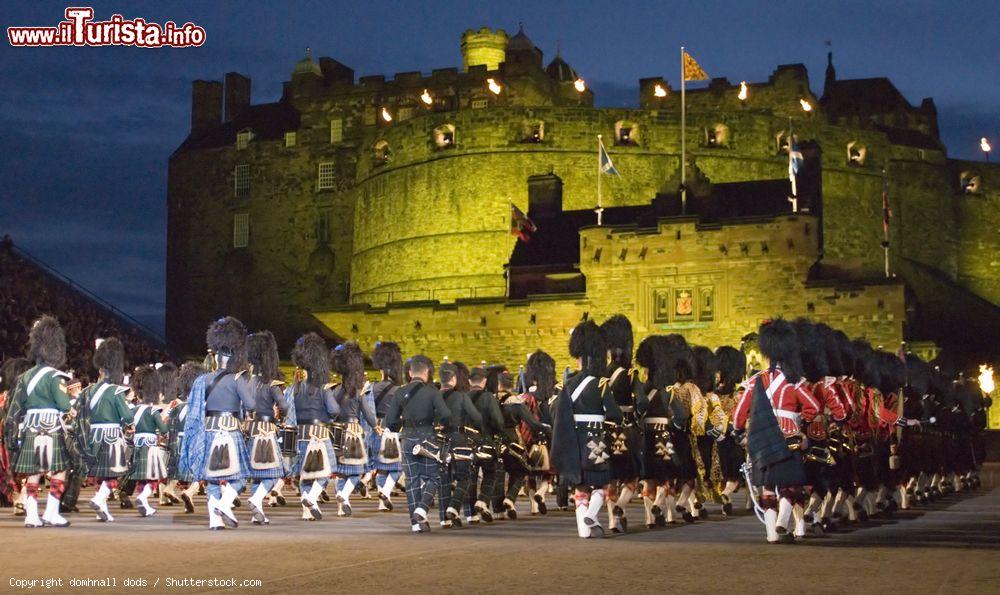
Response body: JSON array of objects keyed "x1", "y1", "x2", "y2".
[{"x1": 461, "y1": 27, "x2": 509, "y2": 71}]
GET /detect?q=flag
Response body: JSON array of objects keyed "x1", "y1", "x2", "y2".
[
  {"x1": 511, "y1": 203, "x2": 537, "y2": 242},
  {"x1": 599, "y1": 137, "x2": 620, "y2": 176},
  {"x1": 682, "y1": 50, "x2": 709, "y2": 81},
  {"x1": 882, "y1": 175, "x2": 892, "y2": 235},
  {"x1": 788, "y1": 139, "x2": 803, "y2": 196}
]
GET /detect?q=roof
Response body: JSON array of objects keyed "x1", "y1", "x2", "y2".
[
  {"x1": 507, "y1": 25, "x2": 538, "y2": 53},
  {"x1": 545, "y1": 55, "x2": 578, "y2": 82},
  {"x1": 175, "y1": 100, "x2": 300, "y2": 153},
  {"x1": 821, "y1": 77, "x2": 911, "y2": 115}
]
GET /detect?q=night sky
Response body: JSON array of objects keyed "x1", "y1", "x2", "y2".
[{"x1": 1, "y1": 1, "x2": 997, "y2": 337}]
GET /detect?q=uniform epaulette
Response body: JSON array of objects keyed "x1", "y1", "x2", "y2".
[
  {"x1": 51, "y1": 369, "x2": 72, "y2": 380},
  {"x1": 554, "y1": 382, "x2": 564, "y2": 392},
  {"x1": 114, "y1": 385, "x2": 130, "y2": 395},
  {"x1": 270, "y1": 380, "x2": 286, "y2": 388},
  {"x1": 323, "y1": 382, "x2": 339, "y2": 390},
  {"x1": 598, "y1": 377, "x2": 610, "y2": 388},
  {"x1": 235, "y1": 370, "x2": 247, "y2": 379}
]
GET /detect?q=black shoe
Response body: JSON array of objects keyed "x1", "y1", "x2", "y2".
[
  {"x1": 379, "y1": 493, "x2": 394, "y2": 512},
  {"x1": 779, "y1": 532, "x2": 796, "y2": 544},
  {"x1": 655, "y1": 514, "x2": 666, "y2": 527},
  {"x1": 857, "y1": 509, "x2": 869, "y2": 523},
  {"x1": 821, "y1": 517, "x2": 837, "y2": 533},
  {"x1": 588, "y1": 525, "x2": 605, "y2": 538},
  {"x1": 722, "y1": 502, "x2": 733, "y2": 516},
  {"x1": 233, "y1": 497, "x2": 242, "y2": 508},
  {"x1": 119, "y1": 495, "x2": 133, "y2": 510},
  {"x1": 697, "y1": 508, "x2": 708, "y2": 520},
  {"x1": 533, "y1": 494, "x2": 547, "y2": 515},
  {"x1": 320, "y1": 490, "x2": 331, "y2": 503},
  {"x1": 811, "y1": 522, "x2": 825, "y2": 536},
  {"x1": 181, "y1": 493, "x2": 195, "y2": 514},
  {"x1": 505, "y1": 506, "x2": 517, "y2": 521},
  {"x1": 682, "y1": 511, "x2": 695, "y2": 523}
]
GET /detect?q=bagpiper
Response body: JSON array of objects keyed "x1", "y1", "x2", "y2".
[
  {"x1": 366, "y1": 342, "x2": 404, "y2": 512},
  {"x1": 179, "y1": 316, "x2": 256, "y2": 530},
  {"x1": 128, "y1": 365, "x2": 169, "y2": 517},
  {"x1": 332, "y1": 341, "x2": 377, "y2": 517},
  {"x1": 244, "y1": 331, "x2": 288, "y2": 525},
  {"x1": 166, "y1": 362, "x2": 206, "y2": 513},
  {"x1": 82, "y1": 337, "x2": 133, "y2": 522},
  {"x1": 600, "y1": 315, "x2": 642, "y2": 533}
]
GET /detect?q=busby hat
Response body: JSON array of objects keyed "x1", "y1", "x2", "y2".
[
  {"x1": 158, "y1": 361, "x2": 179, "y2": 401},
  {"x1": 758, "y1": 318, "x2": 804, "y2": 383},
  {"x1": 28, "y1": 315, "x2": 66, "y2": 368},
  {"x1": 176, "y1": 361, "x2": 206, "y2": 402},
  {"x1": 792, "y1": 319, "x2": 828, "y2": 382},
  {"x1": 206, "y1": 316, "x2": 247, "y2": 372},
  {"x1": 715, "y1": 345, "x2": 746, "y2": 394},
  {"x1": 92, "y1": 336, "x2": 125, "y2": 385},
  {"x1": 569, "y1": 319, "x2": 607, "y2": 377},
  {"x1": 372, "y1": 341, "x2": 403, "y2": 384},
  {"x1": 600, "y1": 314, "x2": 634, "y2": 369},
  {"x1": 292, "y1": 333, "x2": 330, "y2": 388},
  {"x1": 247, "y1": 331, "x2": 282, "y2": 384},
  {"x1": 131, "y1": 365, "x2": 163, "y2": 405},
  {"x1": 332, "y1": 342, "x2": 365, "y2": 397},
  {"x1": 692, "y1": 345, "x2": 719, "y2": 394}
]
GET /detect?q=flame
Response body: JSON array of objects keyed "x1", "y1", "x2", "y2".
[
  {"x1": 799, "y1": 98, "x2": 813, "y2": 112},
  {"x1": 380, "y1": 107, "x2": 392, "y2": 122},
  {"x1": 487, "y1": 78, "x2": 502, "y2": 95},
  {"x1": 653, "y1": 84, "x2": 667, "y2": 98},
  {"x1": 574, "y1": 78, "x2": 586, "y2": 93},
  {"x1": 979, "y1": 364, "x2": 995, "y2": 394},
  {"x1": 738, "y1": 81, "x2": 748, "y2": 101},
  {"x1": 982, "y1": 137, "x2": 992, "y2": 153},
  {"x1": 420, "y1": 89, "x2": 433, "y2": 105}
]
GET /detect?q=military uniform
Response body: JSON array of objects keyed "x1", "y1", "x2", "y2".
[
  {"x1": 11, "y1": 365, "x2": 73, "y2": 476},
  {"x1": 82, "y1": 380, "x2": 133, "y2": 521},
  {"x1": 333, "y1": 383, "x2": 378, "y2": 515},
  {"x1": 364, "y1": 379, "x2": 402, "y2": 510},
  {"x1": 467, "y1": 385, "x2": 504, "y2": 521},
  {"x1": 129, "y1": 403, "x2": 169, "y2": 516},
  {"x1": 438, "y1": 387, "x2": 482, "y2": 526},
  {"x1": 289, "y1": 380, "x2": 341, "y2": 521},
  {"x1": 496, "y1": 390, "x2": 547, "y2": 519}
]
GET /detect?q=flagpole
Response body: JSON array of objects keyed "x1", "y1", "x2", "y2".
[
  {"x1": 787, "y1": 116, "x2": 798, "y2": 212},
  {"x1": 883, "y1": 167, "x2": 890, "y2": 279},
  {"x1": 596, "y1": 134, "x2": 603, "y2": 226},
  {"x1": 680, "y1": 46, "x2": 686, "y2": 215}
]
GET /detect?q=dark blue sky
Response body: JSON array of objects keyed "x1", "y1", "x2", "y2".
[{"x1": 2, "y1": 1, "x2": 997, "y2": 336}]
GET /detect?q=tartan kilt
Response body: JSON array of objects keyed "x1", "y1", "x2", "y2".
[
  {"x1": 168, "y1": 433, "x2": 194, "y2": 482},
  {"x1": 131, "y1": 443, "x2": 169, "y2": 481},
  {"x1": 197, "y1": 429, "x2": 251, "y2": 482},
  {"x1": 291, "y1": 437, "x2": 338, "y2": 477},
  {"x1": 13, "y1": 430, "x2": 70, "y2": 475},
  {"x1": 366, "y1": 428, "x2": 402, "y2": 473},
  {"x1": 337, "y1": 422, "x2": 368, "y2": 476},
  {"x1": 87, "y1": 427, "x2": 130, "y2": 479},
  {"x1": 246, "y1": 430, "x2": 286, "y2": 480},
  {"x1": 402, "y1": 436, "x2": 441, "y2": 480}
]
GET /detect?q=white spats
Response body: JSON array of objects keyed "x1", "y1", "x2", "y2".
[
  {"x1": 208, "y1": 496, "x2": 224, "y2": 530},
  {"x1": 776, "y1": 497, "x2": 793, "y2": 534},
  {"x1": 136, "y1": 483, "x2": 156, "y2": 517},
  {"x1": 89, "y1": 481, "x2": 113, "y2": 522},
  {"x1": 792, "y1": 503, "x2": 806, "y2": 538},
  {"x1": 214, "y1": 484, "x2": 239, "y2": 528},
  {"x1": 764, "y1": 508, "x2": 779, "y2": 543},
  {"x1": 24, "y1": 495, "x2": 42, "y2": 528},
  {"x1": 248, "y1": 483, "x2": 269, "y2": 524},
  {"x1": 41, "y1": 494, "x2": 69, "y2": 527}
]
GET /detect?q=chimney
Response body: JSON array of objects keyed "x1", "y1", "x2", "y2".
[
  {"x1": 224, "y1": 72, "x2": 251, "y2": 122},
  {"x1": 527, "y1": 173, "x2": 563, "y2": 217},
  {"x1": 191, "y1": 80, "x2": 222, "y2": 134}
]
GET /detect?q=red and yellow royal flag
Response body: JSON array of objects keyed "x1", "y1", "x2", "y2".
[{"x1": 682, "y1": 50, "x2": 709, "y2": 81}]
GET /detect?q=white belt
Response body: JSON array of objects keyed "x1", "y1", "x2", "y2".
[
  {"x1": 135, "y1": 432, "x2": 158, "y2": 441},
  {"x1": 26, "y1": 408, "x2": 60, "y2": 415},
  {"x1": 573, "y1": 414, "x2": 605, "y2": 423},
  {"x1": 774, "y1": 410, "x2": 802, "y2": 423},
  {"x1": 91, "y1": 423, "x2": 121, "y2": 430},
  {"x1": 619, "y1": 406, "x2": 635, "y2": 413},
  {"x1": 644, "y1": 417, "x2": 671, "y2": 425}
]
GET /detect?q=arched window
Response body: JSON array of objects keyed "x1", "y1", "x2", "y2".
[
  {"x1": 373, "y1": 140, "x2": 391, "y2": 166},
  {"x1": 433, "y1": 124, "x2": 455, "y2": 149},
  {"x1": 521, "y1": 120, "x2": 544, "y2": 143},
  {"x1": 775, "y1": 131, "x2": 791, "y2": 154},
  {"x1": 615, "y1": 120, "x2": 639, "y2": 146}
]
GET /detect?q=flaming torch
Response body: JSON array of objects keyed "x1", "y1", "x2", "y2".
[
  {"x1": 487, "y1": 78, "x2": 502, "y2": 95},
  {"x1": 799, "y1": 98, "x2": 813, "y2": 112},
  {"x1": 981, "y1": 137, "x2": 992, "y2": 162},
  {"x1": 420, "y1": 89, "x2": 433, "y2": 106},
  {"x1": 380, "y1": 107, "x2": 392, "y2": 122},
  {"x1": 574, "y1": 78, "x2": 586, "y2": 93},
  {"x1": 738, "y1": 81, "x2": 748, "y2": 102},
  {"x1": 979, "y1": 364, "x2": 995, "y2": 396},
  {"x1": 654, "y1": 84, "x2": 667, "y2": 97}
]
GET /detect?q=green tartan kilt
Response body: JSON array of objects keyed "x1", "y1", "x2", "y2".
[
  {"x1": 88, "y1": 427, "x2": 130, "y2": 479},
  {"x1": 13, "y1": 430, "x2": 70, "y2": 475},
  {"x1": 130, "y1": 443, "x2": 169, "y2": 481}
]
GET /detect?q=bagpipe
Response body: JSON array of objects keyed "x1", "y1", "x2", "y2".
[{"x1": 412, "y1": 429, "x2": 451, "y2": 467}]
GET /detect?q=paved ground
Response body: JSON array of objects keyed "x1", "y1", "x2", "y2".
[{"x1": 3, "y1": 475, "x2": 999, "y2": 594}]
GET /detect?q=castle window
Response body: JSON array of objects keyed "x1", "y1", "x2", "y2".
[
  {"x1": 317, "y1": 211, "x2": 331, "y2": 244},
  {"x1": 960, "y1": 171, "x2": 982, "y2": 194},
  {"x1": 705, "y1": 123, "x2": 730, "y2": 147},
  {"x1": 433, "y1": 124, "x2": 456, "y2": 149},
  {"x1": 233, "y1": 213, "x2": 249, "y2": 248},
  {"x1": 373, "y1": 140, "x2": 391, "y2": 166},
  {"x1": 521, "y1": 121, "x2": 544, "y2": 143},
  {"x1": 234, "y1": 164, "x2": 250, "y2": 198},
  {"x1": 847, "y1": 141, "x2": 867, "y2": 166},
  {"x1": 363, "y1": 107, "x2": 376, "y2": 126},
  {"x1": 317, "y1": 162, "x2": 336, "y2": 190},
  {"x1": 330, "y1": 119, "x2": 343, "y2": 143},
  {"x1": 236, "y1": 129, "x2": 253, "y2": 150},
  {"x1": 284, "y1": 131, "x2": 297, "y2": 148},
  {"x1": 471, "y1": 98, "x2": 488, "y2": 109},
  {"x1": 614, "y1": 121, "x2": 639, "y2": 146},
  {"x1": 398, "y1": 107, "x2": 414, "y2": 121},
  {"x1": 775, "y1": 131, "x2": 793, "y2": 154}
]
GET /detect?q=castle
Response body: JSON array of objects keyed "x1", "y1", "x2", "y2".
[{"x1": 166, "y1": 26, "x2": 1000, "y2": 370}]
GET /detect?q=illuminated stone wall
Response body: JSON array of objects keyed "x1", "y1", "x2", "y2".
[{"x1": 315, "y1": 215, "x2": 904, "y2": 370}]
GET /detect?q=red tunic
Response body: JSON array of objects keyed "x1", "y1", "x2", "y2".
[{"x1": 733, "y1": 368, "x2": 821, "y2": 438}]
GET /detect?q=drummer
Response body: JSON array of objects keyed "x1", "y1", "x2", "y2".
[{"x1": 244, "y1": 331, "x2": 288, "y2": 525}]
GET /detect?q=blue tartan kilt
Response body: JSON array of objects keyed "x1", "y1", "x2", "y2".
[
  {"x1": 198, "y1": 429, "x2": 251, "y2": 482},
  {"x1": 291, "y1": 437, "x2": 338, "y2": 477},
  {"x1": 246, "y1": 433, "x2": 286, "y2": 480},
  {"x1": 366, "y1": 429, "x2": 402, "y2": 473},
  {"x1": 402, "y1": 436, "x2": 440, "y2": 480},
  {"x1": 169, "y1": 434, "x2": 195, "y2": 482}
]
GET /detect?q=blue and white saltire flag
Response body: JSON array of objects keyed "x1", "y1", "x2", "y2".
[
  {"x1": 599, "y1": 138, "x2": 620, "y2": 176},
  {"x1": 788, "y1": 140, "x2": 804, "y2": 196}
]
